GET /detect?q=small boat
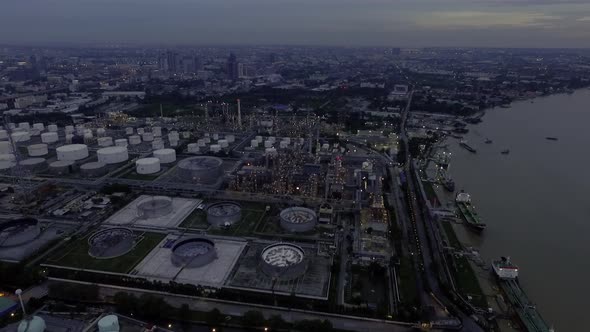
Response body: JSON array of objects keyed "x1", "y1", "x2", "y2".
[
  {"x1": 485, "y1": 138, "x2": 492, "y2": 144},
  {"x1": 545, "y1": 137, "x2": 558, "y2": 141},
  {"x1": 501, "y1": 149, "x2": 510, "y2": 155},
  {"x1": 459, "y1": 140, "x2": 477, "y2": 153}
]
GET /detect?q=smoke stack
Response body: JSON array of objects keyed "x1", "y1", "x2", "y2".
[{"x1": 237, "y1": 99, "x2": 242, "y2": 129}]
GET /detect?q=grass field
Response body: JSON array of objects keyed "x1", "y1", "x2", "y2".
[
  {"x1": 452, "y1": 255, "x2": 487, "y2": 308},
  {"x1": 178, "y1": 209, "x2": 209, "y2": 229},
  {"x1": 442, "y1": 220, "x2": 462, "y2": 249},
  {"x1": 45, "y1": 232, "x2": 165, "y2": 273}
]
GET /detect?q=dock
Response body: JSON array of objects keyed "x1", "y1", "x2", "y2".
[{"x1": 499, "y1": 279, "x2": 553, "y2": 332}]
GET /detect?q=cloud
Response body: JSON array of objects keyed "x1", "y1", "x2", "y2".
[
  {"x1": 577, "y1": 16, "x2": 590, "y2": 21},
  {"x1": 417, "y1": 11, "x2": 563, "y2": 28}
]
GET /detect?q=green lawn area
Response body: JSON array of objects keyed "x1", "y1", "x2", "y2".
[
  {"x1": 442, "y1": 220, "x2": 462, "y2": 249},
  {"x1": 208, "y1": 209, "x2": 266, "y2": 236},
  {"x1": 179, "y1": 209, "x2": 210, "y2": 230},
  {"x1": 452, "y1": 255, "x2": 487, "y2": 308},
  {"x1": 347, "y1": 266, "x2": 389, "y2": 309},
  {"x1": 45, "y1": 232, "x2": 165, "y2": 273}
]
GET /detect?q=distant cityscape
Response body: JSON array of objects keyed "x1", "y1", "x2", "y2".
[{"x1": 1, "y1": 45, "x2": 587, "y2": 332}]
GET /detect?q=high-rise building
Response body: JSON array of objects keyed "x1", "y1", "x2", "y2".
[
  {"x1": 226, "y1": 53, "x2": 239, "y2": 81},
  {"x1": 166, "y1": 51, "x2": 179, "y2": 73}
]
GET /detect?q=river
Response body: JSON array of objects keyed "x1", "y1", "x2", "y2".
[{"x1": 444, "y1": 89, "x2": 590, "y2": 331}]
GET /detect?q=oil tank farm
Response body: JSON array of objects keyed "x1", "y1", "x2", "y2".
[
  {"x1": 41, "y1": 132, "x2": 59, "y2": 144},
  {"x1": 136, "y1": 196, "x2": 173, "y2": 219},
  {"x1": 153, "y1": 148, "x2": 176, "y2": 164},
  {"x1": 27, "y1": 144, "x2": 48, "y2": 157},
  {"x1": 206, "y1": 201, "x2": 242, "y2": 227},
  {"x1": 0, "y1": 218, "x2": 41, "y2": 247},
  {"x1": 19, "y1": 158, "x2": 46, "y2": 171},
  {"x1": 56, "y1": 144, "x2": 89, "y2": 161},
  {"x1": 49, "y1": 160, "x2": 76, "y2": 175},
  {"x1": 177, "y1": 156, "x2": 223, "y2": 184},
  {"x1": 280, "y1": 207, "x2": 317, "y2": 233},
  {"x1": 171, "y1": 237, "x2": 217, "y2": 268},
  {"x1": 88, "y1": 227, "x2": 135, "y2": 259},
  {"x1": 97, "y1": 146, "x2": 129, "y2": 164},
  {"x1": 136, "y1": 157, "x2": 160, "y2": 174},
  {"x1": 259, "y1": 243, "x2": 307, "y2": 280}
]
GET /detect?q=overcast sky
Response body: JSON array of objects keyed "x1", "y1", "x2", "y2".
[{"x1": 1, "y1": 0, "x2": 589, "y2": 48}]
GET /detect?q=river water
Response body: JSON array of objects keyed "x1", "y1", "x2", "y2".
[{"x1": 446, "y1": 89, "x2": 590, "y2": 331}]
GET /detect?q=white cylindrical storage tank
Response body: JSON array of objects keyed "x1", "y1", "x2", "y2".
[
  {"x1": 96, "y1": 128, "x2": 106, "y2": 137},
  {"x1": 97, "y1": 146, "x2": 128, "y2": 164},
  {"x1": 137, "y1": 128, "x2": 145, "y2": 135},
  {"x1": 41, "y1": 132, "x2": 59, "y2": 143},
  {"x1": 0, "y1": 142, "x2": 12, "y2": 154},
  {"x1": 56, "y1": 144, "x2": 89, "y2": 161},
  {"x1": 49, "y1": 160, "x2": 76, "y2": 175},
  {"x1": 65, "y1": 134, "x2": 74, "y2": 144},
  {"x1": 182, "y1": 131, "x2": 190, "y2": 139},
  {"x1": 142, "y1": 132, "x2": 154, "y2": 142},
  {"x1": 0, "y1": 130, "x2": 7, "y2": 140},
  {"x1": 76, "y1": 127, "x2": 85, "y2": 136},
  {"x1": 265, "y1": 147, "x2": 278, "y2": 156},
  {"x1": 268, "y1": 136, "x2": 276, "y2": 143},
  {"x1": 169, "y1": 139, "x2": 179, "y2": 147},
  {"x1": 151, "y1": 141, "x2": 164, "y2": 150},
  {"x1": 226, "y1": 135, "x2": 235, "y2": 143},
  {"x1": 48, "y1": 124, "x2": 58, "y2": 132},
  {"x1": 197, "y1": 139, "x2": 206, "y2": 147},
  {"x1": 7, "y1": 123, "x2": 16, "y2": 130},
  {"x1": 153, "y1": 148, "x2": 176, "y2": 163},
  {"x1": 203, "y1": 137, "x2": 211, "y2": 144},
  {"x1": 80, "y1": 161, "x2": 107, "y2": 177},
  {"x1": 97, "y1": 137, "x2": 113, "y2": 147},
  {"x1": 264, "y1": 140, "x2": 273, "y2": 148},
  {"x1": 19, "y1": 158, "x2": 46, "y2": 171},
  {"x1": 279, "y1": 141, "x2": 289, "y2": 149},
  {"x1": 283, "y1": 137, "x2": 291, "y2": 144},
  {"x1": 218, "y1": 139, "x2": 229, "y2": 148},
  {"x1": 129, "y1": 135, "x2": 141, "y2": 145},
  {"x1": 136, "y1": 157, "x2": 160, "y2": 174},
  {"x1": 168, "y1": 131, "x2": 180, "y2": 141},
  {"x1": 125, "y1": 127, "x2": 134, "y2": 135},
  {"x1": 0, "y1": 153, "x2": 16, "y2": 162},
  {"x1": 212, "y1": 133, "x2": 219, "y2": 140},
  {"x1": 18, "y1": 122, "x2": 30, "y2": 131},
  {"x1": 322, "y1": 143, "x2": 330, "y2": 150},
  {"x1": 28, "y1": 144, "x2": 48, "y2": 157},
  {"x1": 65, "y1": 125, "x2": 75, "y2": 134},
  {"x1": 187, "y1": 143, "x2": 200, "y2": 153},
  {"x1": 97, "y1": 315, "x2": 119, "y2": 332},
  {"x1": 153, "y1": 127, "x2": 162, "y2": 137},
  {"x1": 11, "y1": 131, "x2": 31, "y2": 142},
  {"x1": 251, "y1": 140, "x2": 259, "y2": 148},
  {"x1": 115, "y1": 138, "x2": 128, "y2": 147},
  {"x1": 255, "y1": 135, "x2": 263, "y2": 143},
  {"x1": 33, "y1": 123, "x2": 44, "y2": 131},
  {"x1": 210, "y1": 144, "x2": 221, "y2": 153},
  {"x1": 30, "y1": 128, "x2": 41, "y2": 137}
]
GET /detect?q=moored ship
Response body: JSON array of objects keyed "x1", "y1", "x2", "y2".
[
  {"x1": 455, "y1": 191, "x2": 486, "y2": 232},
  {"x1": 459, "y1": 140, "x2": 477, "y2": 153}
]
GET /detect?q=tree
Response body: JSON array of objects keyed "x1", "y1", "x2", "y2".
[
  {"x1": 267, "y1": 314, "x2": 288, "y2": 330},
  {"x1": 241, "y1": 310, "x2": 265, "y2": 330},
  {"x1": 205, "y1": 308, "x2": 223, "y2": 327},
  {"x1": 293, "y1": 319, "x2": 333, "y2": 332}
]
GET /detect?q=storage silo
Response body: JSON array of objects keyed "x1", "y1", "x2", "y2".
[
  {"x1": 97, "y1": 137, "x2": 113, "y2": 147},
  {"x1": 80, "y1": 161, "x2": 107, "y2": 177},
  {"x1": 18, "y1": 122, "x2": 30, "y2": 131},
  {"x1": 136, "y1": 157, "x2": 160, "y2": 174},
  {"x1": 142, "y1": 132, "x2": 154, "y2": 142},
  {"x1": 27, "y1": 144, "x2": 48, "y2": 157},
  {"x1": 171, "y1": 238, "x2": 217, "y2": 268},
  {"x1": 33, "y1": 123, "x2": 44, "y2": 131},
  {"x1": 210, "y1": 144, "x2": 221, "y2": 153},
  {"x1": 187, "y1": 143, "x2": 200, "y2": 153},
  {"x1": 56, "y1": 144, "x2": 89, "y2": 161},
  {"x1": 137, "y1": 128, "x2": 145, "y2": 135},
  {"x1": 207, "y1": 202, "x2": 242, "y2": 227},
  {"x1": 47, "y1": 124, "x2": 58, "y2": 132},
  {"x1": 125, "y1": 127, "x2": 134, "y2": 135},
  {"x1": 0, "y1": 130, "x2": 7, "y2": 140},
  {"x1": 280, "y1": 207, "x2": 317, "y2": 233},
  {"x1": 259, "y1": 243, "x2": 308, "y2": 280},
  {"x1": 97, "y1": 146, "x2": 129, "y2": 164},
  {"x1": 151, "y1": 140, "x2": 164, "y2": 150},
  {"x1": 41, "y1": 132, "x2": 59, "y2": 144},
  {"x1": 11, "y1": 131, "x2": 31, "y2": 142},
  {"x1": 128, "y1": 135, "x2": 141, "y2": 145},
  {"x1": 152, "y1": 127, "x2": 162, "y2": 137},
  {"x1": 96, "y1": 128, "x2": 106, "y2": 137},
  {"x1": 177, "y1": 156, "x2": 223, "y2": 184},
  {"x1": 115, "y1": 139, "x2": 128, "y2": 147},
  {"x1": 0, "y1": 141, "x2": 13, "y2": 153},
  {"x1": 49, "y1": 160, "x2": 76, "y2": 175},
  {"x1": 153, "y1": 148, "x2": 176, "y2": 164},
  {"x1": 65, "y1": 125, "x2": 75, "y2": 134}
]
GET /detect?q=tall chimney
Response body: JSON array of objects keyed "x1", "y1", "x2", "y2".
[{"x1": 237, "y1": 99, "x2": 242, "y2": 129}]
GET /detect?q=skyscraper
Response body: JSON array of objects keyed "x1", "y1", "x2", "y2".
[{"x1": 226, "y1": 53, "x2": 239, "y2": 81}]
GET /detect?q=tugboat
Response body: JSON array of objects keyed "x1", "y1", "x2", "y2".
[
  {"x1": 459, "y1": 140, "x2": 477, "y2": 153},
  {"x1": 485, "y1": 138, "x2": 493, "y2": 144},
  {"x1": 455, "y1": 191, "x2": 486, "y2": 232},
  {"x1": 501, "y1": 149, "x2": 510, "y2": 155},
  {"x1": 545, "y1": 137, "x2": 558, "y2": 141}
]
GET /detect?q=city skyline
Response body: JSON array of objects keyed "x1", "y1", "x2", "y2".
[{"x1": 1, "y1": 0, "x2": 590, "y2": 48}]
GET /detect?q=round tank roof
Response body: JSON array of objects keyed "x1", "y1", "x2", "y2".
[
  {"x1": 17, "y1": 316, "x2": 46, "y2": 332},
  {"x1": 19, "y1": 158, "x2": 46, "y2": 166},
  {"x1": 136, "y1": 157, "x2": 160, "y2": 165},
  {"x1": 261, "y1": 243, "x2": 305, "y2": 267},
  {"x1": 49, "y1": 160, "x2": 75, "y2": 167},
  {"x1": 97, "y1": 146, "x2": 127, "y2": 154},
  {"x1": 81, "y1": 161, "x2": 106, "y2": 170},
  {"x1": 56, "y1": 144, "x2": 87, "y2": 152}
]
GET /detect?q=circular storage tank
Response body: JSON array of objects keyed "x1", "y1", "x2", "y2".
[
  {"x1": 226, "y1": 135, "x2": 235, "y2": 143},
  {"x1": 80, "y1": 161, "x2": 107, "y2": 177},
  {"x1": 136, "y1": 157, "x2": 160, "y2": 174},
  {"x1": 17, "y1": 316, "x2": 46, "y2": 332},
  {"x1": 168, "y1": 131, "x2": 180, "y2": 141},
  {"x1": 97, "y1": 146, "x2": 128, "y2": 164},
  {"x1": 65, "y1": 134, "x2": 74, "y2": 144},
  {"x1": 0, "y1": 130, "x2": 7, "y2": 140},
  {"x1": 142, "y1": 132, "x2": 154, "y2": 142},
  {"x1": 0, "y1": 218, "x2": 41, "y2": 247},
  {"x1": 177, "y1": 156, "x2": 223, "y2": 184},
  {"x1": 264, "y1": 141, "x2": 273, "y2": 148},
  {"x1": 115, "y1": 138, "x2": 128, "y2": 147},
  {"x1": 279, "y1": 141, "x2": 289, "y2": 149},
  {"x1": 152, "y1": 127, "x2": 162, "y2": 137},
  {"x1": 187, "y1": 143, "x2": 200, "y2": 153},
  {"x1": 19, "y1": 158, "x2": 46, "y2": 171},
  {"x1": 33, "y1": 123, "x2": 44, "y2": 131},
  {"x1": 88, "y1": 227, "x2": 135, "y2": 258},
  {"x1": 97, "y1": 137, "x2": 113, "y2": 147},
  {"x1": 251, "y1": 139, "x2": 259, "y2": 148},
  {"x1": 206, "y1": 201, "x2": 242, "y2": 227},
  {"x1": 56, "y1": 144, "x2": 88, "y2": 161},
  {"x1": 218, "y1": 139, "x2": 229, "y2": 148},
  {"x1": 47, "y1": 124, "x2": 58, "y2": 132},
  {"x1": 129, "y1": 135, "x2": 141, "y2": 145},
  {"x1": 137, "y1": 128, "x2": 145, "y2": 135},
  {"x1": 49, "y1": 160, "x2": 75, "y2": 175},
  {"x1": 41, "y1": 132, "x2": 59, "y2": 143},
  {"x1": 65, "y1": 125, "x2": 75, "y2": 134},
  {"x1": 260, "y1": 243, "x2": 307, "y2": 280},
  {"x1": 97, "y1": 315, "x2": 119, "y2": 332},
  {"x1": 137, "y1": 196, "x2": 173, "y2": 219},
  {"x1": 11, "y1": 131, "x2": 31, "y2": 142},
  {"x1": 280, "y1": 207, "x2": 317, "y2": 233},
  {"x1": 169, "y1": 139, "x2": 179, "y2": 147},
  {"x1": 125, "y1": 127, "x2": 134, "y2": 135},
  {"x1": 0, "y1": 160, "x2": 15, "y2": 171},
  {"x1": 0, "y1": 141, "x2": 13, "y2": 153},
  {"x1": 182, "y1": 131, "x2": 190, "y2": 139},
  {"x1": 96, "y1": 128, "x2": 106, "y2": 137},
  {"x1": 18, "y1": 122, "x2": 30, "y2": 131},
  {"x1": 171, "y1": 238, "x2": 217, "y2": 268},
  {"x1": 27, "y1": 144, "x2": 48, "y2": 157},
  {"x1": 151, "y1": 141, "x2": 164, "y2": 150},
  {"x1": 153, "y1": 148, "x2": 176, "y2": 164},
  {"x1": 210, "y1": 144, "x2": 221, "y2": 153}
]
